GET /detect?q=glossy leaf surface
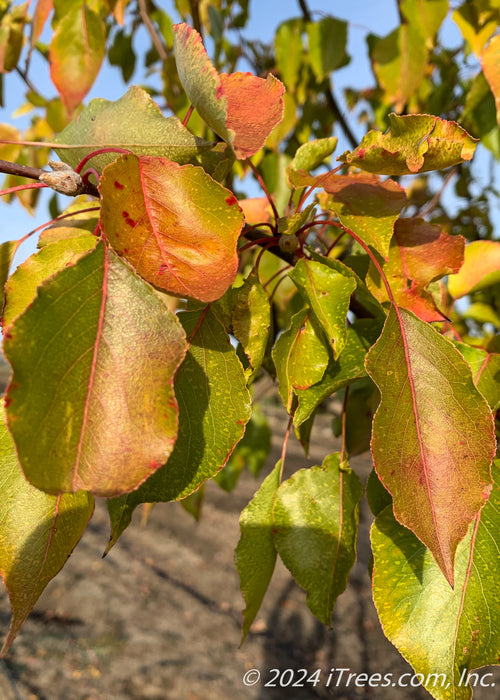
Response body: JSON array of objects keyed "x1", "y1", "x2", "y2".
[
  {"x1": 173, "y1": 23, "x2": 284, "y2": 159},
  {"x1": 273, "y1": 454, "x2": 363, "y2": 625},
  {"x1": 107, "y1": 307, "x2": 251, "y2": 549},
  {"x1": 272, "y1": 307, "x2": 329, "y2": 413},
  {"x1": 4, "y1": 242, "x2": 187, "y2": 497},
  {"x1": 365, "y1": 306, "x2": 494, "y2": 584},
  {"x1": 339, "y1": 114, "x2": 477, "y2": 175},
  {"x1": 0, "y1": 406, "x2": 94, "y2": 656},
  {"x1": 235, "y1": 461, "x2": 281, "y2": 643},
  {"x1": 294, "y1": 320, "x2": 381, "y2": 427},
  {"x1": 99, "y1": 154, "x2": 244, "y2": 302},
  {"x1": 290, "y1": 258, "x2": 356, "y2": 359},
  {"x1": 371, "y1": 462, "x2": 500, "y2": 700}
]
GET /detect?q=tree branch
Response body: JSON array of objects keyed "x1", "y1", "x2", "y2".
[
  {"x1": 0, "y1": 159, "x2": 100, "y2": 198},
  {"x1": 189, "y1": 0, "x2": 203, "y2": 36},
  {"x1": 138, "y1": 0, "x2": 168, "y2": 62},
  {"x1": 297, "y1": 0, "x2": 359, "y2": 150}
]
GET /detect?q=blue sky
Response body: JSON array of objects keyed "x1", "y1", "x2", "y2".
[{"x1": 0, "y1": 0, "x2": 488, "y2": 268}]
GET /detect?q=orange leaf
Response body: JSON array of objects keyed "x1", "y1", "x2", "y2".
[
  {"x1": 173, "y1": 23, "x2": 284, "y2": 159},
  {"x1": 482, "y1": 34, "x2": 500, "y2": 125},
  {"x1": 99, "y1": 154, "x2": 244, "y2": 302}
]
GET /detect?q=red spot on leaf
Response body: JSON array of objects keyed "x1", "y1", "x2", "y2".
[
  {"x1": 149, "y1": 460, "x2": 162, "y2": 471},
  {"x1": 225, "y1": 195, "x2": 237, "y2": 206},
  {"x1": 237, "y1": 419, "x2": 245, "y2": 425},
  {"x1": 158, "y1": 264, "x2": 168, "y2": 275},
  {"x1": 114, "y1": 181, "x2": 124, "y2": 190},
  {"x1": 4, "y1": 396, "x2": 12, "y2": 408},
  {"x1": 357, "y1": 148, "x2": 366, "y2": 159}
]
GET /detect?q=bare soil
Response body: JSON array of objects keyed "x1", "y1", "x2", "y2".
[{"x1": 0, "y1": 402, "x2": 498, "y2": 700}]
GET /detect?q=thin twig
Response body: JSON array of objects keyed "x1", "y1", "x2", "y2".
[
  {"x1": 418, "y1": 167, "x2": 458, "y2": 219},
  {"x1": 189, "y1": 0, "x2": 203, "y2": 36},
  {"x1": 297, "y1": 0, "x2": 359, "y2": 149},
  {"x1": 138, "y1": 0, "x2": 168, "y2": 62}
]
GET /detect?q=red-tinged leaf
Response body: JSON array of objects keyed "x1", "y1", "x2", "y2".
[
  {"x1": 365, "y1": 306, "x2": 495, "y2": 585},
  {"x1": 31, "y1": 0, "x2": 53, "y2": 50},
  {"x1": 238, "y1": 197, "x2": 274, "y2": 225},
  {"x1": 448, "y1": 240, "x2": 500, "y2": 298},
  {"x1": 0, "y1": 406, "x2": 94, "y2": 656},
  {"x1": 106, "y1": 307, "x2": 251, "y2": 550},
  {"x1": 289, "y1": 258, "x2": 357, "y2": 358},
  {"x1": 49, "y1": 5, "x2": 106, "y2": 114},
  {"x1": 371, "y1": 461, "x2": 500, "y2": 700},
  {"x1": 235, "y1": 461, "x2": 281, "y2": 643},
  {"x1": 318, "y1": 173, "x2": 406, "y2": 259},
  {"x1": 339, "y1": 114, "x2": 478, "y2": 175},
  {"x1": 272, "y1": 307, "x2": 330, "y2": 413},
  {"x1": 173, "y1": 23, "x2": 285, "y2": 159},
  {"x1": 99, "y1": 154, "x2": 244, "y2": 302},
  {"x1": 272, "y1": 453, "x2": 363, "y2": 625},
  {"x1": 455, "y1": 342, "x2": 500, "y2": 412},
  {"x1": 54, "y1": 86, "x2": 220, "y2": 175},
  {"x1": 3, "y1": 242, "x2": 187, "y2": 497},
  {"x1": 366, "y1": 219, "x2": 465, "y2": 321},
  {"x1": 482, "y1": 34, "x2": 500, "y2": 124}
]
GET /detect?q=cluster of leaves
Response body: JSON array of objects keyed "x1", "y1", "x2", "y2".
[{"x1": 0, "y1": 2, "x2": 499, "y2": 699}]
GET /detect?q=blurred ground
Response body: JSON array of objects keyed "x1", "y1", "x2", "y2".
[{"x1": 0, "y1": 395, "x2": 498, "y2": 700}]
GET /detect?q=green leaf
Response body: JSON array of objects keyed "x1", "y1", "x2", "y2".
[
  {"x1": 365, "y1": 306, "x2": 495, "y2": 585},
  {"x1": 99, "y1": 154, "x2": 244, "y2": 302},
  {"x1": 309, "y1": 251, "x2": 386, "y2": 322},
  {"x1": 3, "y1": 235, "x2": 98, "y2": 327},
  {"x1": 49, "y1": 4, "x2": 105, "y2": 114},
  {"x1": 287, "y1": 137, "x2": 338, "y2": 183},
  {"x1": 371, "y1": 461, "x2": 500, "y2": 700},
  {"x1": 447, "y1": 240, "x2": 500, "y2": 298},
  {"x1": 3, "y1": 242, "x2": 187, "y2": 497},
  {"x1": 275, "y1": 19, "x2": 304, "y2": 92},
  {"x1": 37, "y1": 199, "x2": 100, "y2": 248},
  {"x1": 55, "y1": 86, "x2": 219, "y2": 174},
  {"x1": 232, "y1": 276, "x2": 271, "y2": 378},
  {"x1": 294, "y1": 320, "x2": 381, "y2": 427},
  {"x1": 332, "y1": 378, "x2": 379, "y2": 456},
  {"x1": 235, "y1": 461, "x2": 281, "y2": 644},
  {"x1": 0, "y1": 405, "x2": 94, "y2": 656},
  {"x1": 400, "y1": 0, "x2": 448, "y2": 43},
  {"x1": 307, "y1": 17, "x2": 348, "y2": 82},
  {"x1": 106, "y1": 307, "x2": 252, "y2": 549},
  {"x1": 173, "y1": 23, "x2": 284, "y2": 159},
  {"x1": 0, "y1": 240, "x2": 18, "y2": 311},
  {"x1": 366, "y1": 467, "x2": 392, "y2": 517},
  {"x1": 339, "y1": 114, "x2": 478, "y2": 175},
  {"x1": 318, "y1": 173, "x2": 406, "y2": 260},
  {"x1": 290, "y1": 258, "x2": 357, "y2": 358},
  {"x1": 455, "y1": 342, "x2": 500, "y2": 411},
  {"x1": 272, "y1": 307, "x2": 330, "y2": 413},
  {"x1": 272, "y1": 453, "x2": 363, "y2": 625},
  {"x1": 368, "y1": 24, "x2": 427, "y2": 109},
  {"x1": 216, "y1": 404, "x2": 271, "y2": 490},
  {"x1": 454, "y1": 1, "x2": 499, "y2": 57}
]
